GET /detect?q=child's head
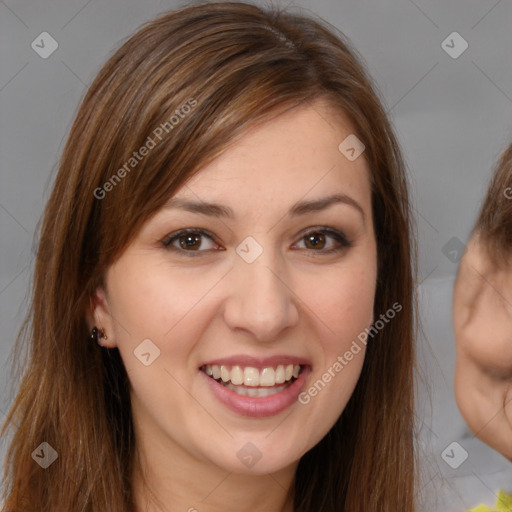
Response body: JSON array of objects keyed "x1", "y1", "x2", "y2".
[
  {"x1": 454, "y1": 142, "x2": 512, "y2": 460},
  {"x1": 2, "y1": 2, "x2": 416, "y2": 510}
]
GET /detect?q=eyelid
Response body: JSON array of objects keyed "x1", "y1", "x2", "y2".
[
  {"x1": 296, "y1": 225, "x2": 350, "y2": 242},
  {"x1": 292, "y1": 226, "x2": 352, "y2": 251},
  {"x1": 162, "y1": 227, "x2": 218, "y2": 243},
  {"x1": 161, "y1": 228, "x2": 222, "y2": 255}
]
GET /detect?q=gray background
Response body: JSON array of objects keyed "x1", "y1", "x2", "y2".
[{"x1": 1, "y1": 0, "x2": 511, "y2": 510}]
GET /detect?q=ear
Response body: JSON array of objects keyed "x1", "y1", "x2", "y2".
[
  {"x1": 453, "y1": 234, "x2": 488, "y2": 330},
  {"x1": 87, "y1": 285, "x2": 117, "y2": 348}
]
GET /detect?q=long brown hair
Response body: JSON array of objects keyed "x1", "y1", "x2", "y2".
[{"x1": 1, "y1": 2, "x2": 416, "y2": 510}]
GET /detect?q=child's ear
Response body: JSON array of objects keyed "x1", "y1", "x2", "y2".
[
  {"x1": 86, "y1": 285, "x2": 117, "y2": 348},
  {"x1": 453, "y1": 234, "x2": 487, "y2": 330}
]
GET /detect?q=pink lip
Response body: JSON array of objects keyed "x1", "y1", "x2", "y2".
[
  {"x1": 200, "y1": 365, "x2": 311, "y2": 418},
  {"x1": 200, "y1": 354, "x2": 311, "y2": 369}
]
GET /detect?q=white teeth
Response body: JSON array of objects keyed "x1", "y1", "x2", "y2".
[
  {"x1": 203, "y1": 363, "x2": 302, "y2": 387},
  {"x1": 259, "y1": 367, "x2": 275, "y2": 386},
  {"x1": 220, "y1": 365, "x2": 230, "y2": 383},
  {"x1": 224, "y1": 382, "x2": 288, "y2": 397},
  {"x1": 230, "y1": 365, "x2": 244, "y2": 385},
  {"x1": 274, "y1": 365, "x2": 285, "y2": 384},
  {"x1": 244, "y1": 367, "x2": 260, "y2": 386}
]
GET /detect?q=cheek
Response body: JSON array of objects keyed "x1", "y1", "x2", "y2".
[
  {"x1": 293, "y1": 258, "x2": 376, "y2": 403},
  {"x1": 105, "y1": 260, "x2": 228, "y2": 396},
  {"x1": 456, "y1": 294, "x2": 512, "y2": 376},
  {"x1": 108, "y1": 259, "x2": 225, "y2": 342},
  {"x1": 295, "y1": 260, "x2": 376, "y2": 349},
  {"x1": 291, "y1": 266, "x2": 374, "y2": 451}
]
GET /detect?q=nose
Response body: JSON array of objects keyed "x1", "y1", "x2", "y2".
[{"x1": 222, "y1": 248, "x2": 300, "y2": 343}]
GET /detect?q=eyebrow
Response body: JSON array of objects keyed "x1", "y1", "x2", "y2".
[{"x1": 163, "y1": 193, "x2": 365, "y2": 222}]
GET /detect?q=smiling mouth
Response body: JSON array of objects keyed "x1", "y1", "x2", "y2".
[{"x1": 200, "y1": 364, "x2": 304, "y2": 398}]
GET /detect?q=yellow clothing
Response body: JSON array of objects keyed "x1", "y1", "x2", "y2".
[{"x1": 468, "y1": 490, "x2": 512, "y2": 512}]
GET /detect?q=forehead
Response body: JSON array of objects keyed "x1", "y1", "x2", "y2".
[{"x1": 182, "y1": 101, "x2": 371, "y2": 208}]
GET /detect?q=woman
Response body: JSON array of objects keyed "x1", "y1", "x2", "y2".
[{"x1": 1, "y1": 2, "x2": 416, "y2": 511}]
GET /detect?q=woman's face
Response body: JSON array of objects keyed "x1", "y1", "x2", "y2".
[{"x1": 92, "y1": 100, "x2": 377, "y2": 475}]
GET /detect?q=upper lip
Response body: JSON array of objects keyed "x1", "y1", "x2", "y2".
[{"x1": 199, "y1": 355, "x2": 311, "y2": 369}]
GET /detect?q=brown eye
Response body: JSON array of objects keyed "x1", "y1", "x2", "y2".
[
  {"x1": 304, "y1": 232, "x2": 326, "y2": 250},
  {"x1": 178, "y1": 233, "x2": 202, "y2": 250},
  {"x1": 162, "y1": 229, "x2": 219, "y2": 254},
  {"x1": 294, "y1": 228, "x2": 351, "y2": 254}
]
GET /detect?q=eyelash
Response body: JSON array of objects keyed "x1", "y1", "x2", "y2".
[{"x1": 161, "y1": 227, "x2": 352, "y2": 257}]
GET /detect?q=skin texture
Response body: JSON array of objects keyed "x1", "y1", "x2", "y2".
[
  {"x1": 453, "y1": 233, "x2": 512, "y2": 461},
  {"x1": 90, "y1": 100, "x2": 378, "y2": 512}
]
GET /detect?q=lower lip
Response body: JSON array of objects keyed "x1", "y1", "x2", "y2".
[{"x1": 201, "y1": 367, "x2": 311, "y2": 418}]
